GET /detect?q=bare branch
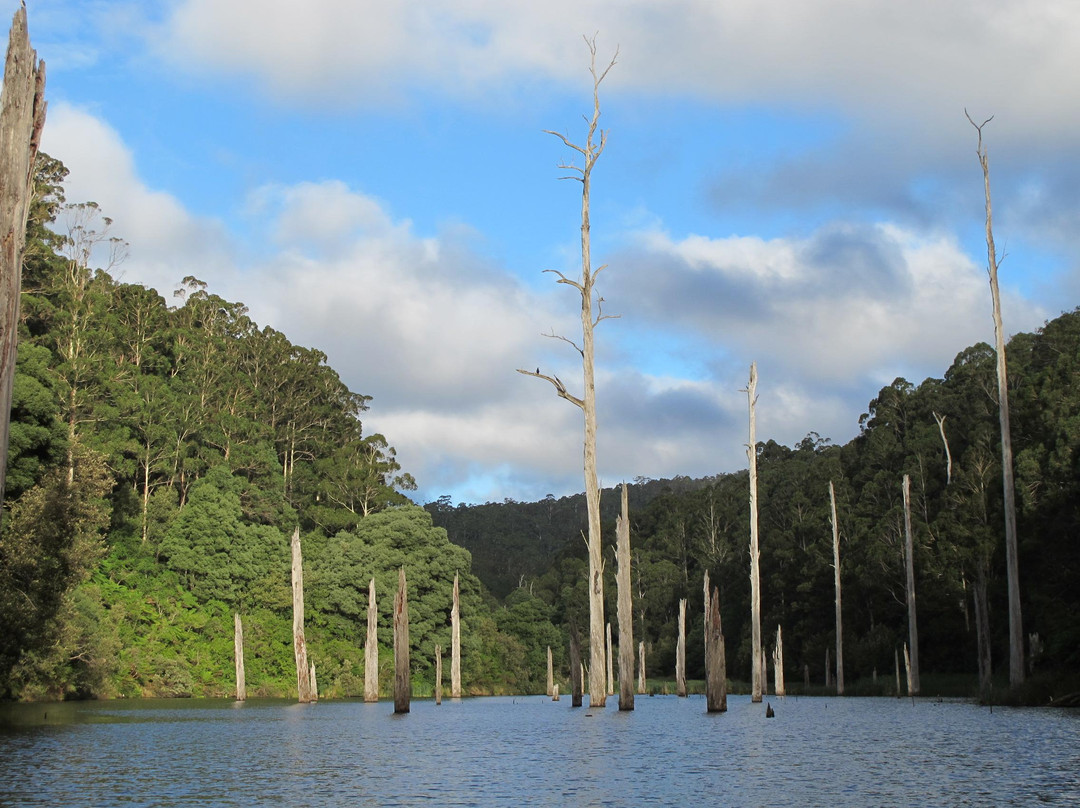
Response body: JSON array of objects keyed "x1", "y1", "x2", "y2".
[
  {"x1": 543, "y1": 268, "x2": 584, "y2": 293},
  {"x1": 516, "y1": 367, "x2": 585, "y2": 410},
  {"x1": 543, "y1": 329, "x2": 584, "y2": 355},
  {"x1": 543, "y1": 128, "x2": 587, "y2": 156}
]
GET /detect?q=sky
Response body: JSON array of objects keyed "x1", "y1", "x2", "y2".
[{"x1": 15, "y1": 0, "x2": 1080, "y2": 505}]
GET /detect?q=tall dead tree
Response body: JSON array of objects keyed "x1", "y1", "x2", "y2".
[
  {"x1": 364, "y1": 577, "x2": 379, "y2": 702},
  {"x1": 0, "y1": 6, "x2": 45, "y2": 511},
  {"x1": 829, "y1": 480, "x2": 844, "y2": 695},
  {"x1": 773, "y1": 625, "x2": 785, "y2": 698},
  {"x1": 615, "y1": 482, "x2": 634, "y2": 710},
  {"x1": 967, "y1": 111, "x2": 1024, "y2": 687},
  {"x1": 517, "y1": 37, "x2": 618, "y2": 708},
  {"x1": 547, "y1": 645, "x2": 554, "y2": 697},
  {"x1": 676, "y1": 598, "x2": 687, "y2": 697},
  {"x1": 451, "y1": 573, "x2": 461, "y2": 698},
  {"x1": 745, "y1": 362, "x2": 763, "y2": 703},
  {"x1": 290, "y1": 527, "x2": 314, "y2": 703},
  {"x1": 233, "y1": 613, "x2": 246, "y2": 702},
  {"x1": 435, "y1": 644, "x2": 443, "y2": 706},
  {"x1": 637, "y1": 641, "x2": 646, "y2": 694},
  {"x1": 393, "y1": 567, "x2": 410, "y2": 714},
  {"x1": 606, "y1": 622, "x2": 614, "y2": 696},
  {"x1": 705, "y1": 586, "x2": 727, "y2": 712},
  {"x1": 902, "y1": 474, "x2": 920, "y2": 695}
]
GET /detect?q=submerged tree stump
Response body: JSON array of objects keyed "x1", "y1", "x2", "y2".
[
  {"x1": 435, "y1": 644, "x2": 443, "y2": 705},
  {"x1": 638, "y1": 641, "x2": 646, "y2": 695},
  {"x1": 233, "y1": 613, "x2": 246, "y2": 702},
  {"x1": 365, "y1": 577, "x2": 379, "y2": 702},
  {"x1": 615, "y1": 482, "x2": 634, "y2": 711},
  {"x1": 705, "y1": 586, "x2": 726, "y2": 713},
  {"x1": 773, "y1": 624, "x2": 785, "y2": 697},
  {"x1": 394, "y1": 567, "x2": 410, "y2": 714}
]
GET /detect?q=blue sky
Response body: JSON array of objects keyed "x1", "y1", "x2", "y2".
[{"x1": 18, "y1": 0, "x2": 1080, "y2": 505}]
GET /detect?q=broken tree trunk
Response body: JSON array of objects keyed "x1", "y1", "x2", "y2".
[
  {"x1": 676, "y1": 598, "x2": 687, "y2": 697},
  {"x1": 746, "y1": 362, "x2": 762, "y2": 703},
  {"x1": 365, "y1": 577, "x2": 379, "y2": 702},
  {"x1": 547, "y1": 645, "x2": 554, "y2": 697},
  {"x1": 968, "y1": 111, "x2": 1024, "y2": 687},
  {"x1": 233, "y1": 613, "x2": 246, "y2": 702},
  {"x1": 773, "y1": 625, "x2": 785, "y2": 697},
  {"x1": 616, "y1": 482, "x2": 634, "y2": 711},
  {"x1": 705, "y1": 586, "x2": 727, "y2": 712},
  {"x1": 451, "y1": 572, "x2": 462, "y2": 698},
  {"x1": 570, "y1": 630, "x2": 583, "y2": 708},
  {"x1": 290, "y1": 526, "x2": 314, "y2": 703},
  {"x1": 830, "y1": 480, "x2": 844, "y2": 696},
  {"x1": 393, "y1": 567, "x2": 410, "y2": 714},
  {"x1": 902, "y1": 474, "x2": 920, "y2": 695},
  {"x1": 0, "y1": 6, "x2": 45, "y2": 512},
  {"x1": 435, "y1": 644, "x2": 443, "y2": 705},
  {"x1": 638, "y1": 641, "x2": 646, "y2": 694}
]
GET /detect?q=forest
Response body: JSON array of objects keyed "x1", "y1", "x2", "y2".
[{"x1": 0, "y1": 153, "x2": 1077, "y2": 703}]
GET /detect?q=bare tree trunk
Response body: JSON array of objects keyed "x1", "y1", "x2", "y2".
[
  {"x1": 451, "y1": 573, "x2": 462, "y2": 698},
  {"x1": 825, "y1": 646, "x2": 832, "y2": 690},
  {"x1": 746, "y1": 362, "x2": 763, "y2": 703},
  {"x1": 804, "y1": 663, "x2": 809, "y2": 690},
  {"x1": 290, "y1": 526, "x2": 313, "y2": 703},
  {"x1": 638, "y1": 641, "x2": 646, "y2": 694},
  {"x1": 435, "y1": 644, "x2": 442, "y2": 706},
  {"x1": 309, "y1": 661, "x2": 317, "y2": 702},
  {"x1": 904, "y1": 642, "x2": 913, "y2": 697},
  {"x1": 676, "y1": 598, "x2": 687, "y2": 697},
  {"x1": 553, "y1": 684, "x2": 560, "y2": 701},
  {"x1": 933, "y1": 412, "x2": 952, "y2": 485},
  {"x1": 364, "y1": 577, "x2": 379, "y2": 702},
  {"x1": 616, "y1": 482, "x2": 634, "y2": 710},
  {"x1": 569, "y1": 630, "x2": 583, "y2": 708},
  {"x1": 233, "y1": 613, "x2": 246, "y2": 702},
  {"x1": 902, "y1": 474, "x2": 920, "y2": 695},
  {"x1": 393, "y1": 567, "x2": 410, "y2": 714},
  {"x1": 761, "y1": 648, "x2": 768, "y2": 696},
  {"x1": 606, "y1": 622, "x2": 614, "y2": 696},
  {"x1": 546, "y1": 645, "x2": 554, "y2": 697},
  {"x1": 517, "y1": 38, "x2": 618, "y2": 709},
  {"x1": 705, "y1": 586, "x2": 727, "y2": 712},
  {"x1": 967, "y1": 112, "x2": 1024, "y2": 687},
  {"x1": 830, "y1": 480, "x2": 844, "y2": 696},
  {"x1": 974, "y1": 557, "x2": 993, "y2": 700},
  {"x1": 773, "y1": 625, "x2": 785, "y2": 697},
  {"x1": 895, "y1": 646, "x2": 901, "y2": 698},
  {"x1": 0, "y1": 6, "x2": 46, "y2": 511}
]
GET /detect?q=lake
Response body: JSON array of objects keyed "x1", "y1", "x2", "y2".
[{"x1": 1, "y1": 694, "x2": 1077, "y2": 806}]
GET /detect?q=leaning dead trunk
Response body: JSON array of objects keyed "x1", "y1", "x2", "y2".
[
  {"x1": 773, "y1": 625, "x2": 785, "y2": 697},
  {"x1": 830, "y1": 480, "x2": 844, "y2": 696},
  {"x1": 393, "y1": 567, "x2": 410, "y2": 714},
  {"x1": 0, "y1": 6, "x2": 46, "y2": 512},
  {"x1": 435, "y1": 644, "x2": 443, "y2": 706},
  {"x1": 676, "y1": 598, "x2": 687, "y2": 697},
  {"x1": 902, "y1": 474, "x2": 920, "y2": 695},
  {"x1": 638, "y1": 641, "x2": 646, "y2": 694},
  {"x1": 616, "y1": 483, "x2": 634, "y2": 710},
  {"x1": 746, "y1": 362, "x2": 763, "y2": 703},
  {"x1": 705, "y1": 586, "x2": 727, "y2": 712},
  {"x1": 233, "y1": 613, "x2": 246, "y2": 702},
  {"x1": 547, "y1": 645, "x2": 554, "y2": 697},
  {"x1": 291, "y1": 526, "x2": 313, "y2": 703},
  {"x1": 364, "y1": 577, "x2": 379, "y2": 702},
  {"x1": 451, "y1": 573, "x2": 462, "y2": 698}
]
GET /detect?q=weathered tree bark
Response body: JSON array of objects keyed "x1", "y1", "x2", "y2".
[
  {"x1": 746, "y1": 362, "x2": 763, "y2": 703},
  {"x1": 967, "y1": 112, "x2": 1024, "y2": 688},
  {"x1": 546, "y1": 645, "x2": 554, "y2": 697},
  {"x1": 616, "y1": 482, "x2": 634, "y2": 710},
  {"x1": 435, "y1": 644, "x2": 442, "y2": 705},
  {"x1": 364, "y1": 577, "x2": 379, "y2": 702},
  {"x1": 904, "y1": 642, "x2": 912, "y2": 697},
  {"x1": 290, "y1": 526, "x2": 314, "y2": 703},
  {"x1": 676, "y1": 598, "x2": 687, "y2": 697},
  {"x1": 569, "y1": 630, "x2": 583, "y2": 708},
  {"x1": 705, "y1": 585, "x2": 727, "y2": 712},
  {"x1": 773, "y1": 625, "x2": 785, "y2": 697},
  {"x1": 517, "y1": 38, "x2": 618, "y2": 709},
  {"x1": 638, "y1": 641, "x2": 646, "y2": 694},
  {"x1": 829, "y1": 480, "x2": 844, "y2": 696},
  {"x1": 974, "y1": 558, "x2": 992, "y2": 700},
  {"x1": 0, "y1": 6, "x2": 46, "y2": 511},
  {"x1": 451, "y1": 572, "x2": 462, "y2": 698},
  {"x1": 393, "y1": 567, "x2": 410, "y2": 714},
  {"x1": 606, "y1": 622, "x2": 614, "y2": 696},
  {"x1": 902, "y1": 474, "x2": 920, "y2": 695},
  {"x1": 309, "y1": 661, "x2": 318, "y2": 702},
  {"x1": 233, "y1": 613, "x2": 246, "y2": 702}
]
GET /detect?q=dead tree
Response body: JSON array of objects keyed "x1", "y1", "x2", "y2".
[
  {"x1": 569, "y1": 629, "x2": 583, "y2": 708},
  {"x1": 676, "y1": 598, "x2": 687, "y2": 697},
  {"x1": 705, "y1": 585, "x2": 727, "y2": 712},
  {"x1": 0, "y1": 6, "x2": 46, "y2": 511},
  {"x1": 745, "y1": 362, "x2": 763, "y2": 703},
  {"x1": 773, "y1": 625, "x2": 785, "y2": 697},
  {"x1": 547, "y1": 645, "x2": 554, "y2": 697},
  {"x1": 435, "y1": 644, "x2": 443, "y2": 705},
  {"x1": 902, "y1": 474, "x2": 920, "y2": 695},
  {"x1": 606, "y1": 622, "x2": 614, "y2": 696},
  {"x1": 616, "y1": 482, "x2": 634, "y2": 710},
  {"x1": 830, "y1": 480, "x2": 844, "y2": 695},
  {"x1": 393, "y1": 567, "x2": 410, "y2": 714},
  {"x1": 638, "y1": 641, "x2": 646, "y2": 694},
  {"x1": 309, "y1": 661, "x2": 318, "y2": 702},
  {"x1": 451, "y1": 572, "x2": 462, "y2": 698},
  {"x1": 933, "y1": 412, "x2": 952, "y2": 485},
  {"x1": 233, "y1": 613, "x2": 246, "y2": 702},
  {"x1": 967, "y1": 110, "x2": 1024, "y2": 687},
  {"x1": 364, "y1": 577, "x2": 379, "y2": 702},
  {"x1": 290, "y1": 527, "x2": 314, "y2": 703},
  {"x1": 517, "y1": 37, "x2": 618, "y2": 708}
]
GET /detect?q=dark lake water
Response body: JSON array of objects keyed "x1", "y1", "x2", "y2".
[{"x1": 1, "y1": 694, "x2": 1077, "y2": 807}]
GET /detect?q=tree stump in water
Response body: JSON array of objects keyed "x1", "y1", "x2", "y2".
[
  {"x1": 569, "y1": 632, "x2": 583, "y2": 708},
  {"x1": 705, "y1": 586, "x2": 726, "y2": 713},
  {"x1": 365, "y1": 577, "x2": 379, "y2": 703},
  {"x1": 393, "y1": 567, "x2": 410, "y2": 714},
  {"x1": 435, "y1": 644, "x2": 442, "y2": 706}
]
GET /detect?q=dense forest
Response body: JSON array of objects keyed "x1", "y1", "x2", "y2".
[{"x1": 1, "y1": 154, "x2": 1077, "y2": 703}]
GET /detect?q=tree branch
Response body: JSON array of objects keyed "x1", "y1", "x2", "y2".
[{"x1": 516, "y1": 367, "x2": 585, "y2": 409}]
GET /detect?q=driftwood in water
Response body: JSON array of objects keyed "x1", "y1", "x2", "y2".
[
  {"x1": 773, "y1": 625, "x2": 785, "y2": 697},
  {"x1": 435, "y1": 644, "x2": 443, "y2": 705},
  {"x1": 291, "y1": 526, "x2": 314, "y2": 703},
  {"x1": 830, "y1": 480, "x2": 845, "y2": 695},
  {"x1": 365, "y1": 577, "x2": 378, "y2": 702},
  {"x1": 705, "y1": 586, "x2": 726, "y2": 713},
  {"x1": 569, "y1": 631, "x2": 583, "y2": 708},
  {"x1": 615, "y1": 482, "x2": 634, "y2": 710},
  {"x1": 676, "y1": 598, "x2": 687, "y2": 697},
  {"x1": 233, "y1": 613, "x2": 246, "y2": 701},
  {"x1": 902, "y1": 474, "x2": 920, "y2": 695},
  {"x1": 0, "y1": 6, "x2": 46, "y2": 512},
  {"x1": 451, "y1": 573, "x2": 462, "y2": 698},
  {"x1": 638, "y1": 641, "x2": 646, "y2": 694},
  {"x1": 606, "y1": 622, "x2": 614, "y2": 696},
  {"x1": 393, "y1": 567, "x2": 410, "y2": 714},
  {"x1": 546, "y1": 645, "x2": 554, "y2": 697}
]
